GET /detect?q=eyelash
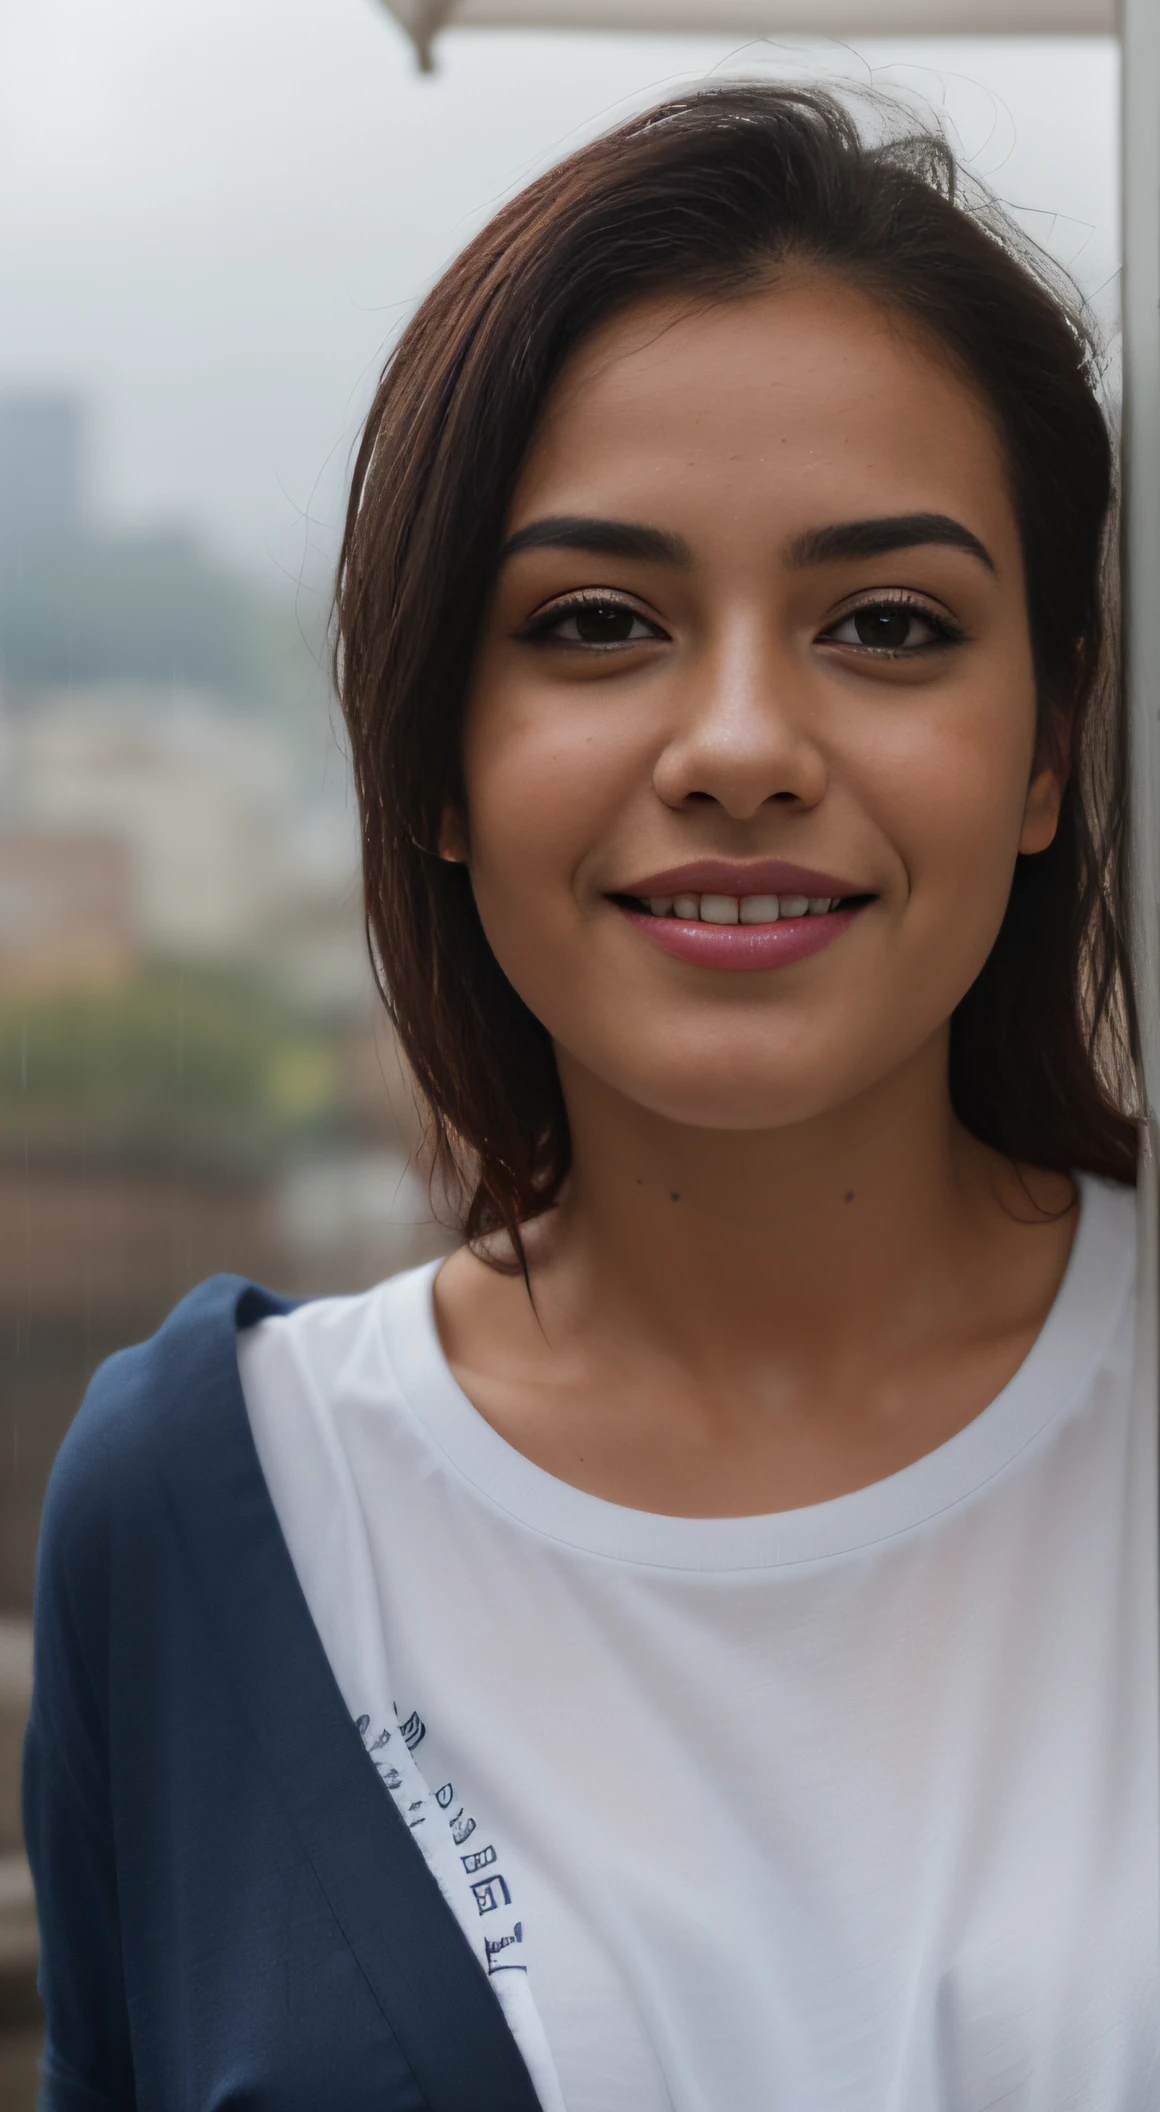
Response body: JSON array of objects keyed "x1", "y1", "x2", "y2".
[
  {"x1": 818, "y1": 592, "x2": 966, "y2": 657},
  {"x1": 515, "y1": 591, "x2": 667, "y2": 648},
  {"x1": 515, "y1": 589, "x2": 966, "y2": 656}
]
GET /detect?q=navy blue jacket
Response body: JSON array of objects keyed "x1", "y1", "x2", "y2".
[{"x1": 22, "y1": 1275, "x2": 543, "y2": 2112}]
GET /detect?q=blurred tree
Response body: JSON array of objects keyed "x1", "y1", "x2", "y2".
[{"x1": 0, "y1": 966, "x2": 344, "y2": 1176}]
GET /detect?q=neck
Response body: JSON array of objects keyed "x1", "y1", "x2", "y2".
[{"x1": 546, "y1": 1033, "x2": 1002, "y2": 1377}]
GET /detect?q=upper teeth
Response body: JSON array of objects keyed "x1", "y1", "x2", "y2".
[{"x1": 647, "y1": 893, "x2": 834, "y2": 922}]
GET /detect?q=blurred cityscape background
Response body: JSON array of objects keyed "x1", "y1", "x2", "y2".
[
  {"x1": 0, "y1": 0, "x2": 1121, "y2": 2096},
  {"x1": 0, "y1": 386, "x2": 440, "y2": 1612}
]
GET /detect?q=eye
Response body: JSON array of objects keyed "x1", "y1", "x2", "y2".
[
  {"x1": 820, "y1": 599, "x2": 963, "y2": 656},
  {"x1": 518, "y1": 594, "x2": 668, "y2": 650}
]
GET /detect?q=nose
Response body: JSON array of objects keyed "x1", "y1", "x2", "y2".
[{"x1": 651, "y1": 623, "x2": 828, "y2": 820}]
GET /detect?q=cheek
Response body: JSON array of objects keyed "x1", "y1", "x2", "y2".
[
  {"x1": 866, "y1": 678, "x2": 1037, "y2": 961},
  {"x1": 462, "y1": 681, "x2": 642, "y2": 902}
]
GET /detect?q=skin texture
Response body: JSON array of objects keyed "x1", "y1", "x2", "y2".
[{"x1": 433, "y1": 273, "x2": 1076, "y2": 1517}]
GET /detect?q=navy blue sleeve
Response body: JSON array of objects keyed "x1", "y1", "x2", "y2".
[
  {"x1": 23, "y1": 1348, "x2": 140, "y2": 2111},
  {"x1": 19, "y1": 1275, "x2": 543, "y2": 2112}
]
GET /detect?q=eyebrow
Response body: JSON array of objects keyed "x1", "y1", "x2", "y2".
[
  {"x1": 498, "y1": 508, "x2": 996, "y2": 579},
  {"x1": 499, "y1": 514, "x2": 693, "y2": 568},
  {"x1": 787, "y1": 512, "x2": 996, "y2": 575}
]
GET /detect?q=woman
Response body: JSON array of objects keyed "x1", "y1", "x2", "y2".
[{"x1": 24, "y1": 83, "x2": 1156, "y2": 2112}]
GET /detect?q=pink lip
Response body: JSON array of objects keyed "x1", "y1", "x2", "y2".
[
  {"x1": 617, "y1": 902, "x2": 863, "y2": 972},
  {"x1": 620, "y1": 859, "x2": 866, "y2": 901}
]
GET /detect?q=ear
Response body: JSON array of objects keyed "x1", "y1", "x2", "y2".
[
  {"x1": 1018, "y1": 764, "x2": 1063, "y2": 857},
  {"x1": 438, "y1": 804, "x2": 469, "y2": 864}
]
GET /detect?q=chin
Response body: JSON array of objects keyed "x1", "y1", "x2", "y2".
[{"x1": 614, "y1": 1063, "x2": 843, "y2": 1134}]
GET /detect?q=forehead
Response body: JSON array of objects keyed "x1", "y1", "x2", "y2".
[{"x1": 511, "y1": 275, "x2": 1015, "y2": 555}]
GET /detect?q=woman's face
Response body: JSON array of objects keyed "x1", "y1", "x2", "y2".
[{"x1": 452, "y1": 275, "x2": 1058, "y2": 1132}]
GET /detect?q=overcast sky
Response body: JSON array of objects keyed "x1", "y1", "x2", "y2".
[{"x1": 0, "y1": 2, "x2": 1119, "y2": 599}]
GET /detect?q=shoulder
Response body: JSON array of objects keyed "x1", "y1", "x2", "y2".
[
  {"x1": 1076, "y1": 1168, "x2": 1138, "y2": 1268},
  {"x1": 1061, "y1": 1171, "x2": 1141, "y2": 1390},
  {"x1": 37, "y1": 1274, "x2": 296, "y2": 1609},
  {"x1": 238, "y1": 1259, "x2": 442, "y2": 1413}
]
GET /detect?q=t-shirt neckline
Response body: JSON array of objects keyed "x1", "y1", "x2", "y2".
[{"x1": 377, "y1": 1174, "x2": 1135, "y2": 1573}]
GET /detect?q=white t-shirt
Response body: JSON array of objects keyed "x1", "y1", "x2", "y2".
[{"x1": 238, "y1": 1172, "x2": 1160, "y2": 2112}]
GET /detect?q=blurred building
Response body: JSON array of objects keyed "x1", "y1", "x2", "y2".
[
  {"x1": 2, "y1": 681, "x2": 363, "y2": 991},
  {"x1": 0, "y1": 392, "x2": 330, "y2": 710},
  {"x1": 0, "y1": 833, "x2": 132, "y2": 991},
  {"x1": 0, "y1": 391, "x2": 368, "y2": 1009}
]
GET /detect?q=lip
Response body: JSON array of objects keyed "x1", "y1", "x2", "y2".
[
  {"x1": 615, "y1": 901, "x2": 864, "y2": 973},
  {"x1": 617, "y1": 859, "x2": 867, "y2": 901}
]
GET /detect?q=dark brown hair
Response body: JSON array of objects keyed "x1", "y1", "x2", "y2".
[{"x1": 335, "y1": 82, "x2": 1140, "y2": 1252}]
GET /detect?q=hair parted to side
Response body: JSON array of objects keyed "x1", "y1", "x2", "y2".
[{"x1": 335, "y1": 81, "x2": 1140, "y2": 1258}]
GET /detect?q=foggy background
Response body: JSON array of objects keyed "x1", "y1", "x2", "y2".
[{"x1": 0, "y1": 5, "x2": 1120, "y2": 2093}]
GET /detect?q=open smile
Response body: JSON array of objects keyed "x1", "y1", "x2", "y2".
[{"x1": 607, "y1": 861, "x2": 873, "y2": 972}]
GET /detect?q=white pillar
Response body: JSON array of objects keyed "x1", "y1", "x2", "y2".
[{"x1": 1123, "y1": 0, "x2": 1160, "y2": 1107}]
